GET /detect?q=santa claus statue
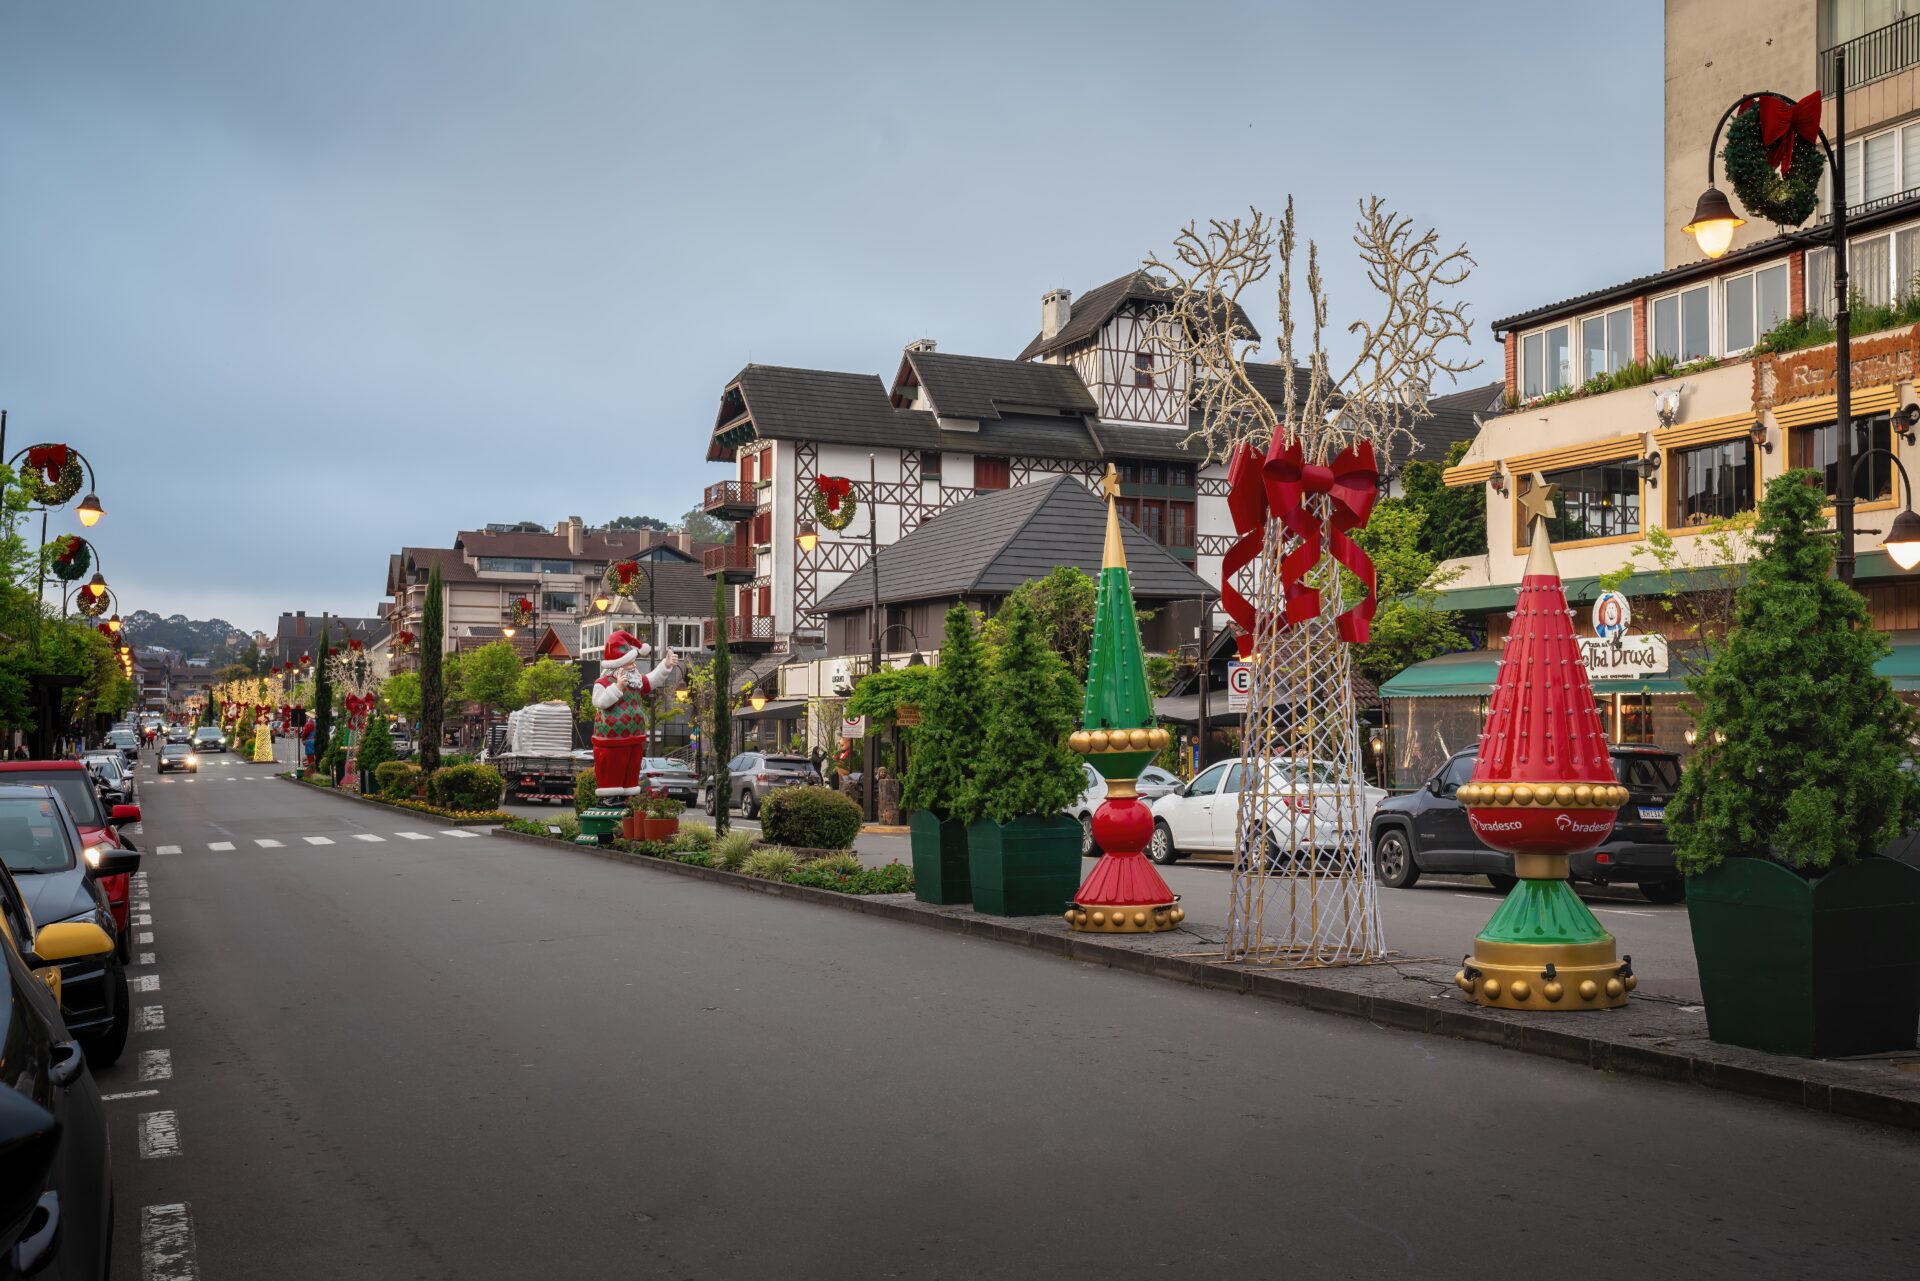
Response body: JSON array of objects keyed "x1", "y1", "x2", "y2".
[{"x1": 590, "y1": 630, "x2": 681, "y2": 799}]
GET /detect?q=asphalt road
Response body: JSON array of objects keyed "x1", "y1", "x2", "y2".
[{"x1": 91, "y1": 748, "x2": 1918, "y2": 1279}]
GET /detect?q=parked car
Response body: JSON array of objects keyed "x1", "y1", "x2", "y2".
[
  {"x1": 0, "y1": 763, "x2": 141, "y2": 961},
  {"x1": 104, "y1": 728, "x2": 140, "y2": 765},
  {"x1": 157, "y1": 743, "x2": 199, "y2": 774},
  {"x1": 1146, "y1": 756, "x2": 1388, "y2": 866},
  {"x1": 726, "y1": 752, "x2": 820, "y2": 818},
  {"x1": 641, "y1": 756, "x2": 700, "y2": 805},
  {"x1": 0, "y1": 785, "x2": 138, "y2": 1065},
  {"x1": 1066, "y1": 762, "x2": 1186, "y2": 854},
  {"x1": 191, "y1": 726, "x2": 226, "y2": 753},
  {"x1": 390, "y1": 729, "x2": 415, "y2": 759},
  {"x1": 1368, "y1": 744, "x2": 1684, "y2": 903},
  {"x1": 0, "y1": 858, "x2": 118, "y2": 1281},
  {"x1": 78, "y1": 752, "x2": 135, "y2": 806}
]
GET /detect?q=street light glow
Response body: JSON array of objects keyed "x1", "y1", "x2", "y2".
[
  {"x1": 1883, "y1": 506, "x2": 1920, "y2": 570},
  {"x1": 1682, "y1": 186, "x2": 1744, "y2": 259},
  {"x1": 75, "y1": 492, "x2": 104, "y2": 526}
]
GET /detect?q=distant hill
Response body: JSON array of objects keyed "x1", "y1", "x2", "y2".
[{"x1": 120, "y1": 611, "x2": 254, "y2": 660}]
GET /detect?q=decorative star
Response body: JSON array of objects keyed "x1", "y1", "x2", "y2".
[
  {"x1": 1101, "y1": 464, "x2": 1121, "y2": 500},
  {"x1": 1517, "y1": 471, "x2": 1559, "y2": 525}
]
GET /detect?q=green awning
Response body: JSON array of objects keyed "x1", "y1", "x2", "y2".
[
  {"x1": 1382, "y1": 639, "x2": 1920, "y2": 697},
  {"x1": 1433, "y1": 549, "x2": 1907, "y2": 615}
]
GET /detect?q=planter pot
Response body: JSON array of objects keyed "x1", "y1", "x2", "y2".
[
  {"x1": 620, "y1": 812, "x2": 642, "y2": 841},
  {"x1": 641, "y1": 815, "x2": 679, "y2": 843},
  {"x1": 966, "y1": 814, "x2": 1082, "y2": 917},
  {"x1": 1687, "y1": 855, "x2": 1920, "y2": 1058},
  {"x1": 909, "y1": 810, "x2": 971, "y2": 905}
]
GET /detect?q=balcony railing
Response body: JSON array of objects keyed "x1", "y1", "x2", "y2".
[
  {"x1": 702, "y1": 479, "x2": 757, "y2": 520},
  {"x1": 703, "y1": 614, "x2": 776, "y2": 648},
  {"x1": 1821, "y1": 13, "x2": 1920, "y2": 95},
  {"x1": 702, "y1": 545, "x2": 756, "y2": 581}
]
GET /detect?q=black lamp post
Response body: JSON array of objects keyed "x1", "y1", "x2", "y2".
[{"x1": 1687, "y1": 49, "x2": 1860, "y2": 581}]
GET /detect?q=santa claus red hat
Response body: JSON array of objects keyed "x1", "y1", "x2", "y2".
[{"x1": 602, "y1": 629, "x2": 650, "y2": 670}]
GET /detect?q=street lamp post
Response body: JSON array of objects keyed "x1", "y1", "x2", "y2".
[
  {"x1": 1687, "y1": 49, "x2": 1859, "y2": 580},
  {"x1": 866, "y1": 452, "x2": 880, "y2": 823}
]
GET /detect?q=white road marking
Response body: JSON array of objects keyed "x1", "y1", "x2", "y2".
[
  {"x1": 134, "y1": 912, "x2": 153, "y2": 925},
  {"x1": 353, "y1": 833, "x2": 385, "y2": 842},
  {"x1": 134, "y1": 974, "x2": 160, "y2": 992},
  {"x1": 394, "y1": 831, "x2": 430, "y2": 840},
  {"x1": 100, "y1": 1088, "x2": 160, "y2": 1101},
  {"x1": 223, "y1": 777, "x2": 236, "y2": 783},
  {"x1": 141, "y1": 1202, "x2": 200, "y2": 1280},
  {"x1": 207, "y1": 842, "x2": 234, "y2": 852},
  {"x1": 303, "y1": 836, "x2": 334, "y2": 845},
  {"x1": 156, "y1": 844, "x2": 181, "y2": 855},
  {"x1": 139, "y1": 1048, "x2": 173, "y2": 1081},
  {"x1": 255, "y1": 838, "x2": 283, "y2": 848},
  {"x1": 138, "y1": 1109, "x2": 180, "y2": 1158},
  {"x1": 441, "y1": 829, "x2": 479, "y2": 838},
  {"x1": 137, "y1": 1005, "x2": 165, "y2": 1031},
  {"x1": 139, "y1": 952, "x2": 156, "y2": 965},
  {"x1": 137, "y1": 931, "x2": 153, "y2": 944},
  {"x1": 1593, "y1": 908, "x2": 1655, "y2": 918}
]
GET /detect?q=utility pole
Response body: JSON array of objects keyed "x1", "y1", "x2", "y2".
[
  {"x1": 865, "y1": 451, "x2": 880, "y2": 824},
  {"x1": 1195, "y1": 602, "x2": 1211, "y2": 773}
]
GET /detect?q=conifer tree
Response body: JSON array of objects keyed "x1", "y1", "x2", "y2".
[
  {"x1": 419, "y1": 566, "x2": 446, "y2": 773},
  {"x1": 311, "y1": 626, "x2": 333, "y2": 773},
  {"x1": 709, "y1": 577, "x2": 731, "y2": 834},
  {"x1": 1673, "y1": 470, "x2": 1920, "y2": 873},
  {"x1": 962, "y1": 598, "x2": 1083, "y2": 824},
  {"x1": 903, "y1": 603, "x2": 985, "y2": 817}
]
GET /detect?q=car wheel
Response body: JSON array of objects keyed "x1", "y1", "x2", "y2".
[
  {"x1": 1641, "y1": 879, "x2": 1686, "y2": 905},
  {"x1": 744, "y1": 791, "x2": 760, "y2": 820},
  {"x1": 81, "y1": 962, "x2": 131, "y2": 1068},
  {"x1": 1373, "y1": 829, "x2": 1420, "y2": 888},
  {"x1": 1486, "y1": 873, "x2": 1518, "y2": 892},
  {"x1": 1147, "y1": 821, "x2": 1180, "y2": 865},
  {"x1": 1079, "y1": 814, "x2": 1097, "y2": 857}
]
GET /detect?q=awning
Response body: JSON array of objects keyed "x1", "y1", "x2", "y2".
[
  {"x1": 1434, "y1": 548, "x2": 1909, "y2": 615},
  {"x1": 1154, "y1": 691, "x2": 1241, "y2": 724},
  {"x1": 1381, "y1": 640, "x2": 1920, "y2": 697},
  {"x1": 733, "y1": 699, "x2": 804, "y2": 720}
]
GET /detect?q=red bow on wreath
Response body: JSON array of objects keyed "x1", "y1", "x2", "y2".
[
  {"x1": 24, "y1": 445, "x2": 69, "y2": 484},
  {"x1": 1219, "y1": 437, "x2": 1380, "y2": 648},
  {"x1": 1739, "y1": 90, "x2": 1822, "y2": 177},
  {"x1": 56, "y1": 536, "x2": 83, "y2": 566},
  {"x1": 816, "y1": 476, "x2": 851, "y2": 512},
  {"x1": 348, "y1": 639, "x2": 364, "y2": 651},
  {"x1": 615, "y1": 561, "x2": 639, "y2": 584}
]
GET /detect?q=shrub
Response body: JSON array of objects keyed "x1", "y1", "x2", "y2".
[
  {"x1": 713, "y1": 830, "x2": 754, "y2": 871},
  {"x1": 574, "y1": 770, "x2": 597, "y2": 814},
  {"x1": 760, "y1": 785, "x2": 862, "y2": 849},
  {"x1": 356, "y1": 718, "x2": 398, "y2": 783},
  {"x1": 962, "y1": 597, "x2": 1084, "y2": 824},
  {"x1": 805, "y1": 850, "x2": 863, "y2": 876},
  {"x1": 669, "y1": 829, "x2": 707, "y2": 853},
  {"x1": 375, "y1": 760, "x2": 423, "y2": 799},
  {"x1": 675, "y1": 849, "x2": 714, "y2": 868},
  {"x1": 679, "y1": 819, "x2": 715, "y2": 846},
  {"x1": 741, "y1": 847, "x2": 800, "y2": 879},
  {"x1": 784, "y1": 860, "x2": 915, "y2": 895},
  {"x1": 427, "y1": 763, "x2": 505, "y2": 811}
]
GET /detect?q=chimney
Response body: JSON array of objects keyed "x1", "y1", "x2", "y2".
[
  {"x1": 1041, "y1": 288, "x2": 1072, "y2": 342},
  {"x1": 565, "y1": 516, "x2": 584, "y2": 554},
  {"x1": 905, "y1": 337, "x2": 936, "y2": 353}
]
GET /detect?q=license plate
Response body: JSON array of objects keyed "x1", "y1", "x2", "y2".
[{"x1": 1638, "y1": 806, "x2": 1665, "y2": 821}]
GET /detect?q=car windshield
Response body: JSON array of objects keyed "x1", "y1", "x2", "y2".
[
  {"x1": 0, "y1": 796, "x2": 76, "y2": 873},
  {"x1": 162, "y1": 745, "x2": 190, "y2": 757},
  {"x1": 2, "y1": 771, "x2": 103, "y2": 826},
  {"x1": 109, "y1": 731, "x2": 137, "y2": 745},
  {"x1": 765, "y1": 756, "x2": 811, "y2": 771},
  {"x1": 193, "y1": 729, "x2": 219, "y2": 738},
  {"x1": 1613, "y1": 754, "x2": 1681, "y2": 792},
  {"x1": 644, "y1": 758, "x2": 692, "y2": 772}
]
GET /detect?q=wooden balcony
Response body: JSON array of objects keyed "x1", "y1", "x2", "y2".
[
  {"x1": 703, "y1": 545, "x2": 756, "y2": 582},
  {"x1": 703, "y1": 614, "x2": 776, "y2": 651},
  {"x1": 703, "y1": 479, "x2": 757, "y2": 522}
]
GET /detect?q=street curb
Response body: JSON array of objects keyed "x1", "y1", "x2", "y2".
[
  {"x1": 276, "y1": 773, "x2": 504, "y2": 825},
  {"x1": 483, "y1": 825, "x2": 1920, "y2": 1133}
]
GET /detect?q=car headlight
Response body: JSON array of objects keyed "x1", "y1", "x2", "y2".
[{"x1": 187, "y1": 755, "x2": 198, "y2": 765}]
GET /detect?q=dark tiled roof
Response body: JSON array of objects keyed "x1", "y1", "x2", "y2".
[
  {"x1": 396, "y1": 547, "x2": 481, "y2": 585},
  {"x1": 813, "y1": 475, "x2": 1215, "y2": 613},
  {"x1": 902, "y1": 349, "x2": 1097, "y2": 420},
  {"x1": 1016, "y1": 270, "x2": 1260, "y2": 362},
  {"x1": 1410, "y1": 381, "x2": 1505, "y2": 466},
  {"x1": 644, "y1": 559, "x2": 716, "y2": 617},
  {"x1": 275, "y1": 613, "x2": 381, "y2": 643},
  {"x1": 454, "y1": 527, "x2": 667, "y2": 561}
]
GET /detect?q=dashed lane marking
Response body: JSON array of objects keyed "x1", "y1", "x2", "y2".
[
  {"x1": 156, "y1": 844, "x2": 181, "y2": 855},
  {"x1": 254, "y1": 838, "x2": 283, "y2": 848},
  {"x1": 136, "y1": 931, "x2": 152, "y2": 944},
  {"x1": 303, "y1": 836, "x2": 335, "y2": 845},
  {"x1": 133, "y1": 913, "x2": 152, "y2": 925},
  {"x1": 441, "y1": 829, "x2": 480, "y2": 838},
  {"x1": 100, "y1": 1088, "x2": 160, "y2": 1101},
  {"x1": 134, "y1": 974, "x2": 160, "y2": 992},
  {"x1": 395, "y1": 831, "x2": 430, "y2": 840},
  {"x1": 141, "y1": 1202, "x2": 201, "y2": 1281},
  {"x1": 138, "y1": 952, "x2": 155, "y2": 965},
  {"x1": 207, "y1": 842, "x2": 234, "y2": 852},
  {"x1": 1592, "y1": 908, "x2": 1656, "y2": 918},
  {"x1": 138, "y1": 1109, "x2": 181, "y2": 1158},
  {"x1": 353, "y1": 833, "x2": 386, "y2": 842},
  {"x1": 139, "y1": 1048, "x2": 173, "y2": 1081},
  {"x1": 137, "y1": 1005, "x2": 165, "y2": 1031}
]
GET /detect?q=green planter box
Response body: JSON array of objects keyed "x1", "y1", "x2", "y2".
[
  {"x1": 910, "y1": 810, "x2": 971, "y2": 905},
  {"x1": 966, "y1": 814, "x2": 1082, "y2": 917},
  {"x1": 1687, "y1": 856, "x2": 1920, "y2": 1058}
]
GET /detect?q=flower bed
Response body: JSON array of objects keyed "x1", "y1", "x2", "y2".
[
  {"x1": 285, "y1": 772, "x2": 509, "y2": 823},
  {"x1": 497, "y1": 818, "x2": 913, "y2": 895}
]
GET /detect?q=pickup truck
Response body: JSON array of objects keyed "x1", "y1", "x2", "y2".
[{"x1": 490, "y1": 752, "x2": 581, "y2": 804}]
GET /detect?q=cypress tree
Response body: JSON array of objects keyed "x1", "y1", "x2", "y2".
[
  {"x1": 1673, "y1": 470, "x2": 1920, "y2": 873},
  {"x1": 709, "y1": 576, "x2": 731, "y2": 834},
  {"x1": 419, "y1": 565, "x2": 446, "y2": 773},
  {"x1": 902, "y1": 603, "x2": 985, "y2": 818},
  {"x1": 310, "y1": 626, "x2": 333, "y2": 776},
  {"x1": 962, "y1": 597, "x2": 1083, "y2": 824}
]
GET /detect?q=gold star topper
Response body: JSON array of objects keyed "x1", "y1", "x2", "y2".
[
  {"x1": 1517, "y1": 471, "x2": 1559, "y2": 525},
  {"x1": 1101, "y1": 464, "x2": 1120, "y2": 500}
]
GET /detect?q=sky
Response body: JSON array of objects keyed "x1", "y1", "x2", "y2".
[{"x1": 0, "y1": 1, "x2": 1665, "y2": 634}]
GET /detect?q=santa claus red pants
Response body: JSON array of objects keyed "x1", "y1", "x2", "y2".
[{"x1": 592, "y1": 734, "x2": 647, "y2": 794}]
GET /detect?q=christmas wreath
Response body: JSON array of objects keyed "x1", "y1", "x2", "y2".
[
  {"x1": 510, "y1": 596, "x2": 535, "y2": 628},
  {"x1": 392, "y1": 629, "x2": 416, "y2": 655},
  {"x1": 74, "y1": 583, "x2": 109, "y2": 619},
  {"x1": 1722, "y1": 93, "x2": 1823, "y2": 229},
  {"x1": 812, "y1": 476, "x2": 857, "y2": 531},
  {"x1": 604, "y1": 559, "x2": 646, "y2": 600},
  {"x1": 46, "y1": 535, "x2": 90, "y2": 582},
  {"x1": 18, "y1": 444, "x2": 82, "y2": 507}
]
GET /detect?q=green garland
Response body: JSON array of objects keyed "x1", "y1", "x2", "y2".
[
  {"x1": 45, "y1": 536, "x2": 90, "y2": 582},
  {"x1": 812, "y1": 485, "x2": 858, "y2": 531},
  {"x1": 21, "y1": 454, "x2": 83, "y2": 507},
  {"x1": 1722, "y1": 105, "x2": 1822, "y2": 229}
]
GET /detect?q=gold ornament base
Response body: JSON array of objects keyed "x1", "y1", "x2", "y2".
[
  {"x1": 1452, "y1": 939, "x2": 1637, "y2": 1011},
  {"x1": 1066, "y1": 902, "x2": 1183, "y2": 933}
]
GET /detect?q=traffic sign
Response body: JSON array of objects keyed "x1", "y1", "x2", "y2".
[{"x1": 1227, "y1": 661, "x2": 1253, "y2": 713}]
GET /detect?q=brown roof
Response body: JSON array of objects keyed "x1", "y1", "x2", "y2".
[
  {"x1": 453, "y1": 528, "x2": 680, "y2": 562},
  {"x1": 1016, "y1": 270, "x2": 1260, "y2": 362}
]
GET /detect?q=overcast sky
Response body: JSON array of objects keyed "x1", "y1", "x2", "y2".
[{"x1": 1, "y1": 1, "x2": 1664, "y2": 633}]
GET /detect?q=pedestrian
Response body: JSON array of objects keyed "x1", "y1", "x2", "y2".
[
  {"x1": 809, "y1": 743, "x2": 826, "y2": 781},
  {"x1": 10, "y1": 743, "x2": 27, "y2": 761}
]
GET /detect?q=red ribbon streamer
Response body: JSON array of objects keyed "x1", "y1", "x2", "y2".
[
  {"x1": 1740, "y1": 91, "x2": 1821, "y2": 177},
  {"x1": 1220, "y1": 444, "x2": 1268, "y2": 657},
  {"x1": 817, "y1": 476, "x2": 851, "y2": 512},
  {"x1": 24, "y1": 444, "x2": 69, "y2": 483}
]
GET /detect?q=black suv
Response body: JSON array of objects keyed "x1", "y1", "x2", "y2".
[{"x1": 1370, "y1": 744, "x2": 1684, "y2": 903}]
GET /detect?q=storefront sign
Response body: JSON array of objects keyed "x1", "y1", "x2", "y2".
[
  {"x1": 895, "y1": 705, "x2": 922, "y2": 726},
  {"x1": 1578, "y1": 633, "x2": 1668, "y2": 679},
  {"x1": 1227, "y1": 661, "x2": 1253, "y2": 713},
  {"x1": 1753, "y1": 324, "x2": 1920, "y2": 410},
  {"x1": 1590, "y1": 590, "x2": 1631, "y2": 640}
]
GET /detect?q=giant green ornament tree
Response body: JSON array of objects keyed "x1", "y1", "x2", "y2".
[{"x1": 1064, "y1": 467, "x2": 1183, "y2": 933}]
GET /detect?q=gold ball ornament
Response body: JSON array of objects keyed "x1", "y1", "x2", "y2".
[
  {"x1": 1579, "y1": 980, "x2": 1599, "y2": 1002},
  {"x1": 1150, "y1": 728, "x2": 1169, "y2": 749},
  {"x1": 1091, "y1": 910, "x2": 1107, "y2": 926},
  {"x1": 1624, "y1": 973, "x2": 1638, "y2": 991},
  {"x1": 1555, "y1": 785, "x2": 1575, "y2": 806},
  {"x1": 1514, "y1": 785, "x2": 1535, "y2": 806},
  {"x1": 1129, "y1": 728, "x2": 1150, "y2": 750},
  {"x1": 1543, "y1": 980, "x2": 1565, "y2": 1002},
  {"x1": 1606, "y1": 977, "x2": 1625, "y2": 999},
  {"x1": 1481, "y1": 979, "x2": 1502, "y2": 1001},
  {"x1": 1454, "y1": 970, "x2": 1473, "y2": 991},
  {"x1": 1132, "y1": 910, "x2": 1147, "y2": 927},
  {"x1": 1574, "y1": 785, "x2": 1593, "y2": 806},
  {"x1": 1508, "y1": 980, "x2": 1531, "y2": 1001},
  {"x1": 1494, "y1": 785, "x2": 1514, "y2": 804},
  {"x1": 1090, "y1": 731, "x2": 1110, "y2": 752},
  {"x1": 1063, "y1": 910, "x2": 1077, "y2": 924},
  {"x1": 1170, "y1": 907, "x2": 1185, "y2": 924},
  {"x1": 1068, "y1": 732, "x2": 1088, "y2": 753}
]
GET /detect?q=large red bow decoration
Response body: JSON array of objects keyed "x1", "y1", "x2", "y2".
[
  {"x1": 614, "y1": 560, "x2": 639, "y2": 585},
  {"x1": 24, "y1": 444, "x2": 69, "y2": 483},
  {"x1": 1739, "y1": 91, "x2": 1821, "y2": 177},
  {"x1": 1220, "y1": 444, "x2": 1268, "y2": 657},
  {"x1": 816, "y1": 476, "x2": 851, "y2": 512},
  {"x1": 56, "y1": 536, "x2": 83, "y2": 566}
]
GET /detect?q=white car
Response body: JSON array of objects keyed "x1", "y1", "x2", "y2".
[
  {"x1": 1146, "y1": 756, "x2": 1387, "y2": 865},
  {"x1": 1066, "y1": 761, "x2": 1186, "y2": 854}
]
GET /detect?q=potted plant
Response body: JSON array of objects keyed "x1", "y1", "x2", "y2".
[
  {"x1": 640, "y1": 791, "x2": 683, "y2": 843},
  {"x1": 960, "y1": 598, "x2": 1085, "y2": 916},
  {"x1": 1673, "y1": 471, "x2": 1920, "y2": 1057},
  {"x1": 621, "y1": 793, "x2": 645, "y2": 841},
  {"x1": 903, "y1": 603, "x2": 986, "y2": 905}
]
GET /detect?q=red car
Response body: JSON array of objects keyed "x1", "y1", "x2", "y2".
[{"x1": 0, "y1": 761, "x2": 142, "y2": 957}]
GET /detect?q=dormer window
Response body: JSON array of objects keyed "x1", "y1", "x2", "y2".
[{"x1": 1134, "y1": 350, "x2": 1156, "y2": 390}]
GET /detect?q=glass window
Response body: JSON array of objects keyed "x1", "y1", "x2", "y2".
[
  {"x1": 1723, "y1": 264, "x2": 1790, "y2": 353},
  {"x1": 1169, "y1": 464, "x2": 1193, "y2": 486},
  {"x1": 1582, "y1": 306, "x2": 1633, "y2": 379},
  {"x1": 1134, "y1": 350, "x2": 1156, "y2": 389},
  {"x1": 1188, "y1": 761, "x2": 1232, "y2": 795},
  {"x1": 542, "y1": 592, "x2": 578, "y2": 613},
  {"x1": 0, "y1": 797, "x2": 75, "y2": 873},
  {"x1": 1670, "y1": 439, "x2": 1756, "y2": 527},
  {"x1": 1899, "y1": 227, "x2": 1920, "y2": 299},
  {"x1": 1904, "y1": 123, "x2": 1920, "y2": 191},
  {"x1": 1220, "y1": 763, "x2": 1244, "y2": 794},
  {"x1": 1855, "y1": 234, "x2": 1893, "y2": 307},
  {"x1": 1808, "y1": 246, "x2": 1836, "y2": 319},
  {"x1": 1436, "y1": 754, "x2": 1476, "y2": 796},
  {"x1": 1651, "y1": 285, "x2": 1710, "y2": 361},
  {"x1": 1823, "y1": 0, "x2": 1904, "y2": 47},
  {"x1": 1534, "y1": 462, "x2": 1642, "y2": 543},
  {"x1": 1865, "y1": 130, "x2": 1900, "y2": 203},
  {"x1": 1521, "y1": 324, "x2": 1570, "y2": 398},
  {"x1": 974, "y1": 456, "x2": 1010, "y2": 490},
  {"x1": 1169, "y1": 501, "x2": 1194, "y2": 548},
  {"x1": 1723, "y1": 274, "x2": 1755, "y2": 353},
  {"x1": 1651, "y1": 294, "x2": 1679, "y2": 360},
  {"x1": 920, "y1": 449, "x2": 941, "y2": 478},
  {"x1": 1793, "y1": 413, "x2": 1895, "y2": 501}
]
